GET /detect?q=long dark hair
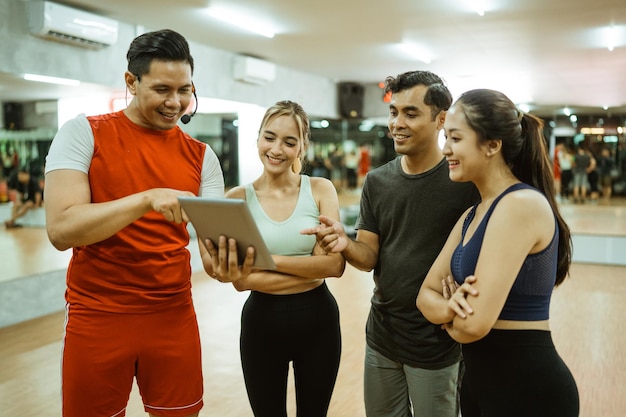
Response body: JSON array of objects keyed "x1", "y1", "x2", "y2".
[
  {"x1": 455, "y1": 89, "x2": 572, "y2": 285},
  {"x1": 127, "y1": 29, "x2": 194, "y2": 77}
]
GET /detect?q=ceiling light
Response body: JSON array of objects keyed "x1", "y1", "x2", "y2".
[
  {"x1": 24, "y1": 73, "x2": 80, "y2": 86},
  {"x1": 206, "y1": 8, "x2": 275, "y2": 38},
  {"x1": 359, "y1": 120, "x2": 376, "y2": 132},
  {"x1": 607, "y1": 26, "x2": 616, "y2": 51},
  {"x1": 468, "y1": 0, "x2": 485, "y2": 16},
  {"x1": 563, "y1": 107, "x2": 571, "y2": 117},
  {"x1": 311, "y1": 120, "x2": 330, "y2": 129},
  {"x1": 580, "y1": 127, "x2": 604, "y2": 135}
]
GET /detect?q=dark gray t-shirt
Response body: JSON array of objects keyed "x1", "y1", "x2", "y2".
[
  {"x1": 358, "y1": 156, "x2": 478, "y2": 369},
  {"x1": 572, "y1": 152, "x2": 591, "y2": 175}
]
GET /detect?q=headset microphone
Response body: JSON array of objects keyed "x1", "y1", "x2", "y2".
[{"x1": 181, "y1": 84, "x2": 198, "y2": 125}]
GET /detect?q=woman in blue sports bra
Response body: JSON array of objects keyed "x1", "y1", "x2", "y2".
[
  {"x1": 417, "y1": 89, "x2": 579, "y2": 417},
  {"x1": 200, "y1": 100, "x2": 345, "y2": 417}
]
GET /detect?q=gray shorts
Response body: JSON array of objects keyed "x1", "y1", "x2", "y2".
[
  {"x1": 572, "y1": 172, "x2": 589, "y2": 188},
  {"x1": 363, "y1": 344, "x2": 460, "y2": 417}
]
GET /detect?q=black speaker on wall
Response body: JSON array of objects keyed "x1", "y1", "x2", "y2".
[
  {"x1": 3, "y1": 102, "x2": 24, "y2": 130},
  {"x1": 338, "y1": 82, "x2": 364, "y2": 119}
]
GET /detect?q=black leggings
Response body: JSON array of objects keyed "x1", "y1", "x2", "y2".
[
  {"x1": 461, "y1": 329, "x2": 579, "y2": 417},
  {"x1": 240, "y1": 282, "x2": 341, "y2": 417}
]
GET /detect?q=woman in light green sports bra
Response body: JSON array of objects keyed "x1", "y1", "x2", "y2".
[{"x1": 200, "y1": 100, "x2": 346, "y2": 417}]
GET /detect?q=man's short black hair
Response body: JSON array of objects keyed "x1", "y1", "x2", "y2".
[
  {"x1": 127, "y1": 29, "x2": 194, "y2": 78},
  {"x1": 384, "y1": 70, "x2": 453, "y2": 120}
]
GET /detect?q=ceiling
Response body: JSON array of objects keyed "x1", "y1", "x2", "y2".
[{"x1": 4, "y1": 0, "x2": 626, "y2": 118}]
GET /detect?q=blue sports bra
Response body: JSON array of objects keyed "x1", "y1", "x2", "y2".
[{"x1": 450, "y1": 183, "x2": 558, "y2": 321}]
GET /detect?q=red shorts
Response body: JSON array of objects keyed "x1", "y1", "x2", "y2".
[{"x1": 62, "y1": 303, "x2": 203, "y2": 417}]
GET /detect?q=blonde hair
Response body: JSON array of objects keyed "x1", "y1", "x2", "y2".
[{"x1": 258, "y1": 100, "x2": 310, "y2": 174}]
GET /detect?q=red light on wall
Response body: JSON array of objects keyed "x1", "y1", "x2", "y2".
[{"x1": 379, "y1": 81, "x2": 391, "y2": 103}]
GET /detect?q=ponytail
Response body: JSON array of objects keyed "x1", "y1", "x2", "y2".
[
  {"x1": 512, "y1": 113, "x2": 552, "y2": 193},
  {"x1": 515, "y1": 113, "x2": 572, "y2": 285}
]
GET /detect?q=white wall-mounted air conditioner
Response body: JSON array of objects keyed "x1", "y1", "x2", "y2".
[
  {"x1": 233, "y1": 55, "x2": 276, "y2": 85},
  {"x1": 28, "y1": 1, "x2": 118, "y2": 48}
]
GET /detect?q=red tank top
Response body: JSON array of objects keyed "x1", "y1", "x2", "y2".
[{"x1": 66, "y1": 112, "x2": 206, "y2": 313}]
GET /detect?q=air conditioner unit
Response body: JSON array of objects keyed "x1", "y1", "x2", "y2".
[
  {"x1": 28, "y1": 1, "x2": 118, "y2": 48},
  {"x1": 233, "y1": 56, "x2": 276, "y2": 85}
]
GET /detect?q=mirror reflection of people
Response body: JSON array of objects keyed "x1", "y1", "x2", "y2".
[
  {"x1": 344, "y1": 149, "x2": 359, "y2": 189},
  {"x1": 556, "y1": 143, "x2": 573, "y2": 201},
  {"x1": 44, "y1": 29, "x2": 224, "y2": 417},
  {"x1": 4, "y1": 166, "x2": 43, "y2": 229},
  {"x1": 201, "y1": 100, "x2": 345, "y2": 417},
  {"x1": 357, "y1": 142, "x2": 370, "y2": 189},
  {"x1": 417, "y1": 89, "x2": 579, "y2": 417},
  {"x1": 598, "y1": 147, "x2": 616, "y2": 203},
  {"x1": 572, "y1": 145, "x2": 595, "y2": 204},
  {"x1": 2, "y1": 145, "x2": 18, "y2": 178}
]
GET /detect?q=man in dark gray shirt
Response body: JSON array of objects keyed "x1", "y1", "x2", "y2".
[{"x1": 304, "y1": 70, "x2": 478, "y2": 417}]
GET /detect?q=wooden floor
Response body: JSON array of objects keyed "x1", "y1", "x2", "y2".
[{"x1": 1, "y1": 193, "x2": 625, "y2": 416}]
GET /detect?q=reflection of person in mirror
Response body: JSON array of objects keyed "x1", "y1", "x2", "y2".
[
  {"x1": 4, "y1": 166, "x2": 43, "y2": 229},
  {"x1": 2, "y1": 145, "x2": 19, "y2": 178},
  {"x1": 598, "y1": 147, "x2": 616, "y2": 202},
  {"x1": 44, "y1": 29, "x2": 224, "y2": 417},
  {"x1": 344, "y1": 149, "x2": 359, "y2": 189},
  {"x1": 572, "y1": 145, "x2": 595, "y2": 203},
  {"x1": 555, "y1": 143, "x2": 574, "y2": 200},
  {"x1": 357, "y1": 142, "x2": 370, "y2": 188},
  {"x1": 201, "y1": 100, "x2": 345, "y2": 416}
]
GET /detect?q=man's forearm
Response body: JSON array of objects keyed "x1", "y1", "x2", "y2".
[{"x1": 342, "y1": 239, "x2": 377, "y2": 272}]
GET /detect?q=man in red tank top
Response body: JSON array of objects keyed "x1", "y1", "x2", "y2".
[{"x1": 44, "y1": 29, "x2": 224, "y2": 417}]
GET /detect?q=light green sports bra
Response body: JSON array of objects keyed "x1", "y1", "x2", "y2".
[{"x1": 245, "y1": 175, "x2": 319, "y2": 256}]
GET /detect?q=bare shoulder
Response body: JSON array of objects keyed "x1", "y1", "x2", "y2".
[
  {"x1": 494, "y1": 187, "x2": 553, "y2": 226},
  {"x1": 309, "y1": 175, "x2": 336, "y2": 194},
  {"x1": 225, "y1": 185, "x2": 246, "y2": 199},
  {"x1": 308, "y1": 176, "x2": 339, "y2": 215}
]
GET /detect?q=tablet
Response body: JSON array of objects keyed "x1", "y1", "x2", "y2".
[{"x1": 178, "y1": 196, "x2": 276, "y2": 270}]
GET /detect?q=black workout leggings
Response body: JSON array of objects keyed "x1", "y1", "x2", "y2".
[
  {"x1": 240, "y1": 282, "x2": 341, "y2": 417},
  {"x1": 460, "y1": 329, "x2": 579, "y2": 417}
]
